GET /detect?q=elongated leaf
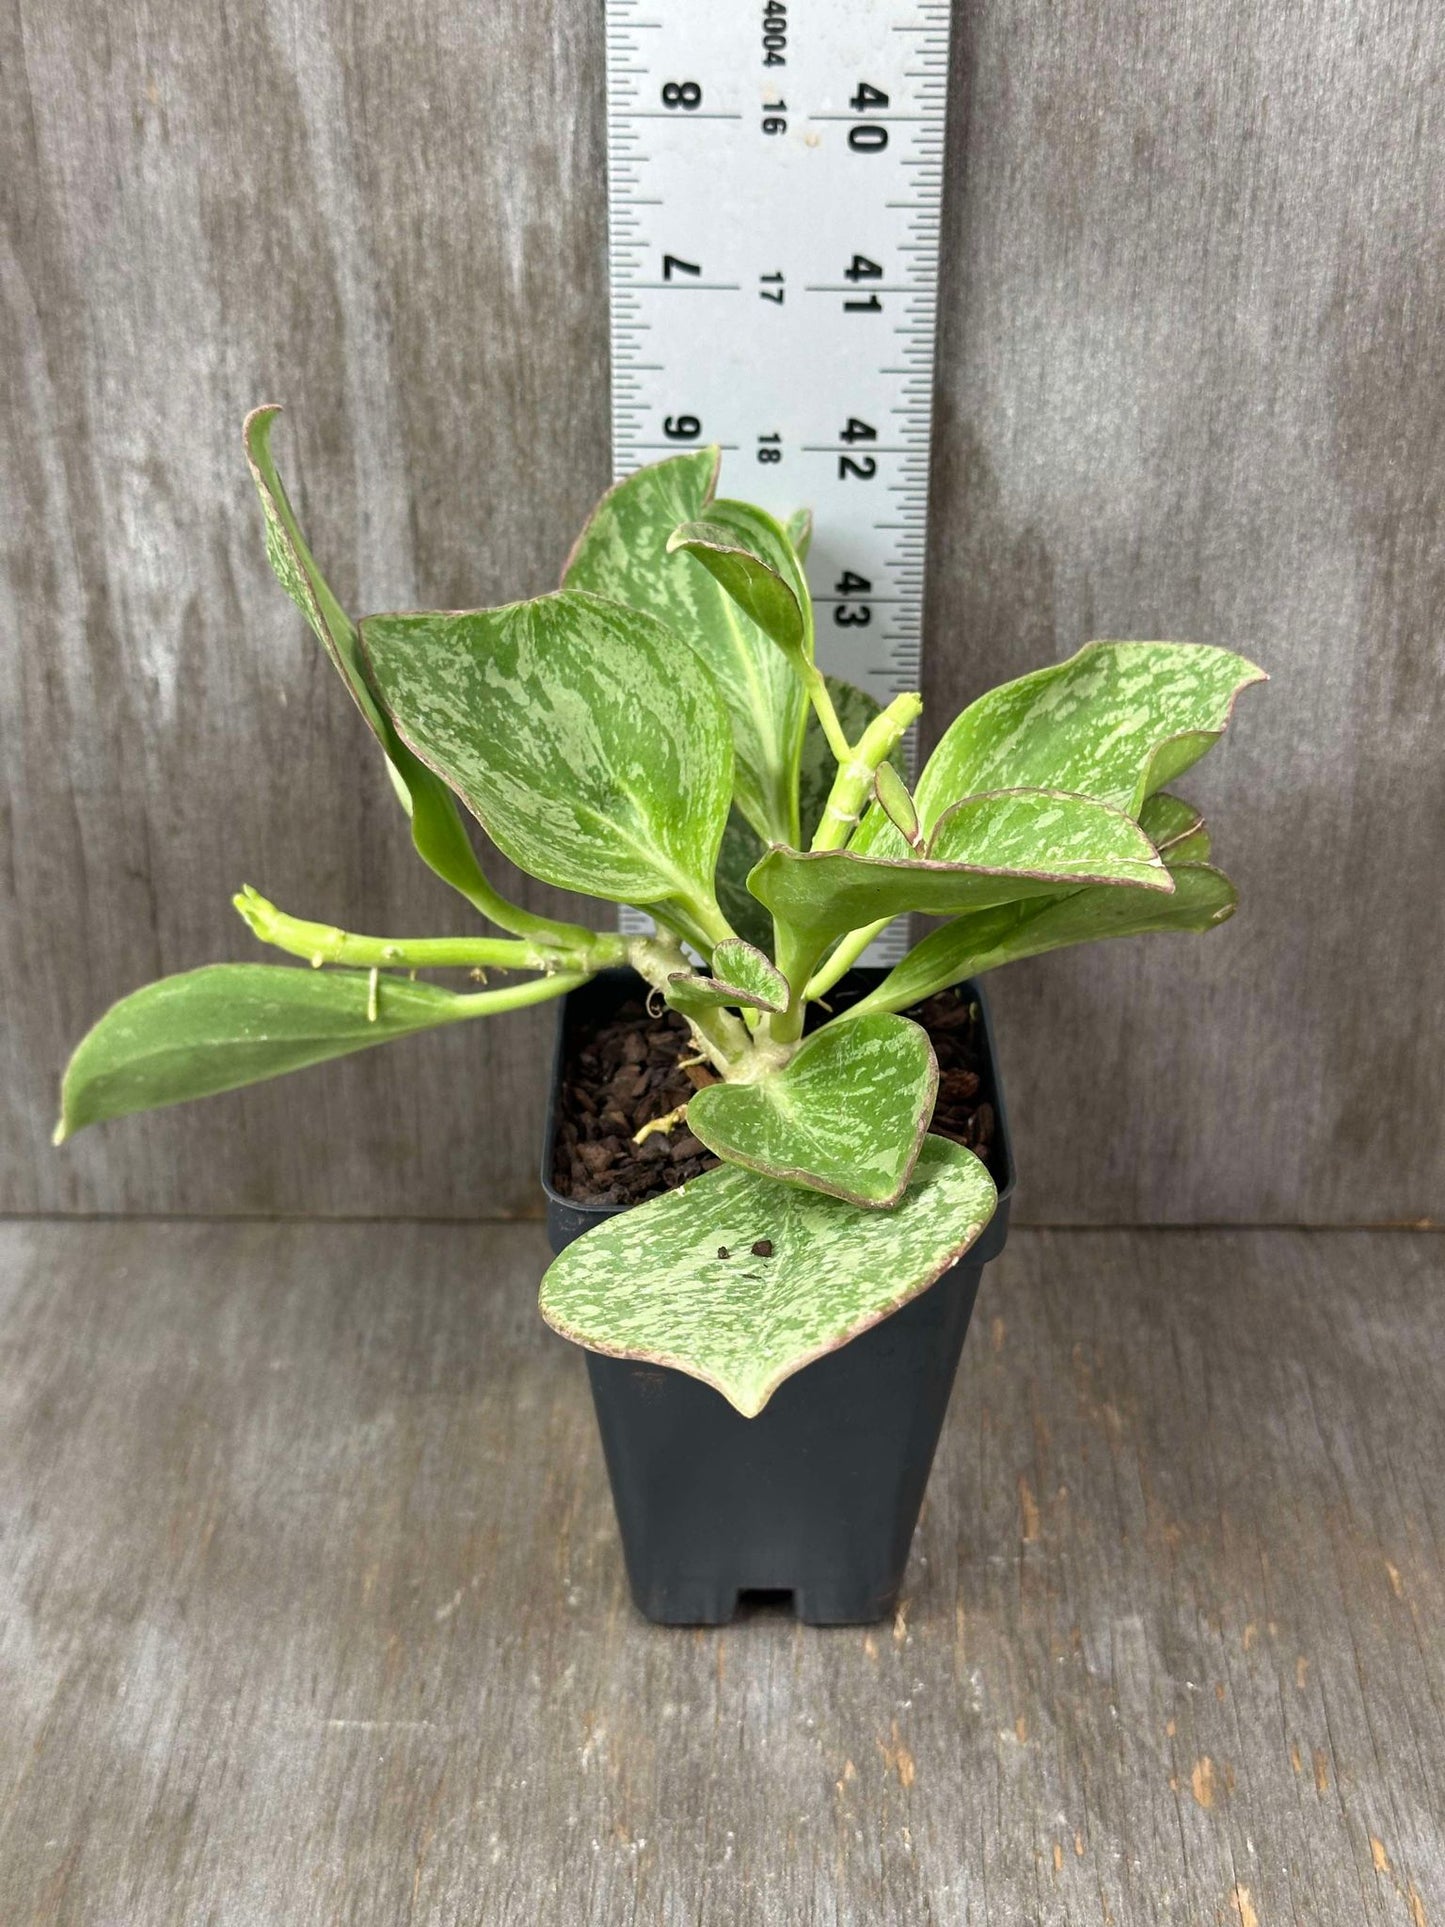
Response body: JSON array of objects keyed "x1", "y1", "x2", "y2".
[
  {"x1": 244, "y1": 408, "x2": 507, "y2": 915},
  {"x1": 540, "y1": 1134, "x2": 996, "y2": 1416},
  {"x1": 564, "y1": 453, "x2": 805, "y2": 845},
  {"x1": 668, "y1": 939, "x2": 788, "y2": 1015},
  {"x1": 784, "y1": 506, "x2": 813, "y2": 561},
  {"x1": 55, "y1": 964, "x2": 501, "y2": 1139},
  {"x1": 688, "y1": 1012, "x2": 936, "y2": 1205},
  {"x1": 854, "y1": 641, "x2": 1264, "y2": 855},
  {"x1": 1140, "y1": 791, "x2": 1211, "y2": 862},
  {"x1": 855, "y1": 861, "x2": 1238, "y2": 1014},
  {"x1": 750, "y1": 788, "x2": 1169, "y2": 951},
  {"x1": 667, "y1": 500, "x2": 810, "y2": 663},
  {"x1": 361, "y1": 592, "x2": 732, "y2": 915},
  {"x1": 874, "y1": 761, "x2": 921, "y2": 846}
]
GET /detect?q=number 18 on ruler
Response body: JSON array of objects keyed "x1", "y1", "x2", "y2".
[{"x1": 606, "y1": 0, "x2": 950, "y2": 957}]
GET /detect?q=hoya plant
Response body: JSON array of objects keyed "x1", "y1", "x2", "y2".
[{"x1": 57, "y1": 410, "x2": 1264, "y2": 1416}]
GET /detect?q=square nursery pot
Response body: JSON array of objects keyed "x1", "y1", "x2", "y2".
[{"x1": 541, "y1": 967, "x2": 1015, "y2": 1627}]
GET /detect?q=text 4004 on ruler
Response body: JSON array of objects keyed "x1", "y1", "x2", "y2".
[{"x1": 605, "y1": 0, "x2": 950, "y2": 960}]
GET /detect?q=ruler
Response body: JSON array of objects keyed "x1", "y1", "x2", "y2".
[{"x1": 604, "y1": 0, "x2": 950, "y2": 959}]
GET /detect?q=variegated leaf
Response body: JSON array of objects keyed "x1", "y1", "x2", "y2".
[
  {"x1": 1140, "y1": 791, "x2": 1212, "y2": 862},
  {"x1": 563, "y1": 452, "x2": 806, "y2": 846},
  {"x1": 361, "y1": 592, "x2": 732, "y2": 915},
  {"x1": 854, "y1": 641, "x2": 1264, "y2": 859},
  {"x1": 668, "y1": 939, "x2": 788, "y2": 1015},
  {"x1": 784, "y1": 506, "x2": 813, "y2": 561},
  {"x1": 688, "y1": 1012, "x2": 936, "y2": 1206},
  {"x1": 667, "y1": 499, "x2": 811, "y2": 664},
  {"x1": 749, "y1": 788, "x2": 1170, "y2": 951},
  {"x1": 539, "y1": 1134, "x2": 997, "y2": 1417},
  {"x1": 243, "y1": 407, "x2": 502, "y2": 911},
  {"x1": 852, "y1": 861, "x2": 1238, "y2": 1015}
]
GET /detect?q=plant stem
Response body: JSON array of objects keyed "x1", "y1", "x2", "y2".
[
  {"x1": 811, "y1": 691, "x2": 924, "y2": 852},
  {"x1": 450, "y1": 972, "x2": 593, "y2": 1018},
  {"x1": 627, "y1": 933, "x2": 751, "y2": 1074},
  {"x1": 800, "y1": 662, "x2": 852, "y2": 764},
  {"x1": 235, "y1": 887, "x2": 625, "y2": 976},
  {"x1": 803, "y1": 919, "x2": 891, "y2": 1001}
]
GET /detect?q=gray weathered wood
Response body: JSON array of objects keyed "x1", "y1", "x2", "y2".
[
  {"x1": 3, "y1": 0, "x2": 1443, "y2": 1219},
  {"x1": 1, "y1": 1220, "x2": 1441, "y2": 1923}
]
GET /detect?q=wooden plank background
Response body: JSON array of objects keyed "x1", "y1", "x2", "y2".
[
  {"x1": 3, "y1": 1218, "x2": 1443, "y2": 1921},
  {"x1": 2, "y1": 0, "x2": 1441, "y2": 1221}
]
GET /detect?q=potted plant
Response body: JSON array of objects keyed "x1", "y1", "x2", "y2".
[{"x1": 56, "y1": 409, "x2": 1264, "y2": 1625}]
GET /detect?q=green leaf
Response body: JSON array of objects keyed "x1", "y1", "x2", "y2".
[
  {"x1": 750, "y1": 788, "x2": 1170, "y2": 952},
  {"x1": 55, "y1": 964, "x2": 504, "y2": 1139},
  {"x1": 856, "y1": 861, "x2": 1238, "y2": 1014},
  {"x1": 539, "y1": 1134, "x2": 996, "y2": 1417},
  {"x1": 564, "y1": 452, "x2": 806, "y2": 845},
  {"x1": 668, "y1": 939, "x2": 788, "y2": 1016},
  {"x1": 667, "y1": 500, "x2": 811, "y2": 664},
  {"x1": 361, "y1": 591, "x2": 732, "y2": 918},
  {"x1": 874, "y1": 761, "x2": 922, "y2": 847},
  {"x1": 890, "y1": 640, "x2": 1264, "y2": 840},
  {"x1": 688, "y1": 1012, "x2": 936, "y2": 1206},
  {"x1": 712, "y1": 676, "x2": 882, "y2": 952},
  {"x1": 243, "y1": 408, "x2": 521, "y2": 921},
  {"x1": 1140, "y1": 791, "x2": 1211, "y2": 863},
  {"x1": 784, "y1": 506, "x2": 813, "y2": 561},
  {"x1": 713, "y1": 809, "x2": 774, "y2": 950}
]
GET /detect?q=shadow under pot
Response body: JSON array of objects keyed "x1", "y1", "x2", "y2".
[{"x1": 540, "y1": 966, "x2": 1015, "y2": 1627}]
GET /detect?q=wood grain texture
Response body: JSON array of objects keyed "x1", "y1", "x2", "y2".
[
  {"x1": 2, "y1": 1219, "x2": 1442, "y2": 1923},
  {"x1": 3, "y1": 0, "x2": 1443, "y2": 1218}
]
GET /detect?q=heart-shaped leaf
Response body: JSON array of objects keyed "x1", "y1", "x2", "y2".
[
  {"x1": 750, "y1": 788, "x2": 1170, "y2": 952},
  {"x1": 539, "y1": 1135, "x2": 997, "y2": 1416},
  {"x1": 668, "y1": 939, "x2": 789, "y2": 1015},
  {"x1": 909, "y1": 640, "x2": 1265, "y2": 833},
  {"x1": 687, "y1": 1012, "x2": 936, "y2": 1205},
  {"x1": 564, "y1": 452, "x2": 806, "y2": 846},
  {"x1": 244, "y1": 408, "x2": 509, "y2": 916},
  {"x1": 853, "y1": 860, "x2": 1238, "y2": 1015},
  {"x1": 361, "y1": 592, "x2": 732, "y2": 919},
  {"x1": 54, "y1": 963, "x2": 555, "y2": 1140},
  {"x1": 667, "y1": 499, "x2": 811, "y2": 664},
  {"x1": 1140, "y1": 791, "x2": 1211, "y2": 862}
]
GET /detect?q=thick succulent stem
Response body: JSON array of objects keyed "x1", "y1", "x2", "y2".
[{"x1": 235, "y1": 886, "x2": 625, "y2": 976}]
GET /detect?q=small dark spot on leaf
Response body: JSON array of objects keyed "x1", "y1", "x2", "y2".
[
  {"x1": 751, "y1": 1239, "x2": 774, "y2": 1258},
  {"x1": 717, "y1": 1245, "x2": 730, "y2": 1260}
]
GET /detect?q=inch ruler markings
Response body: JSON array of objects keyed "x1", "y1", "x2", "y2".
[{"x1": 605, "y1": 0, "x2": 950, "y2": 959}]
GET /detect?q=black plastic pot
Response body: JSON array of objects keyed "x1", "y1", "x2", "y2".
[{"x1": 541, "y1": 968, "x2": 1015, "y2": 1626}]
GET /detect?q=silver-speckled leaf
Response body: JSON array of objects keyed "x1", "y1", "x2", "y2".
[
  {"x1": 1140, "y1": 791, "x2": 1212, "y2": 862},
  {"x1": 854, "y1": 861, "x2": 1238, "y2": 1014},
  {"x1": 668, "y1": 939, "x2": 789, "y2": 1015},
  {"x1": 750, "y1": 788, "x2": 1169, "y2": 951},
  {"x1": 564, "y1": 452, "x2": 806, "y2": 846},
  {"x1": 243, "y1": 408, "x2": 501, "y2": 911},
  {"x1": 688, "y1": 1012, "x2": 936, "y2": 1205},
  {"x1": 360, "y1": 592, "x2": 732, "y2": 913},
  {"x1": 667, "y1": 500, "x2": 810, "y2": 663},
  {"x1": 914, "y1": 640, "x2": 1264, "y2": 829},
  {"x1": 539, "y1": 1134, "x2": 997, "y2": 1417}
]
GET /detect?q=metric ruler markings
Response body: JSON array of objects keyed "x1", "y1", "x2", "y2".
[{"x1": 605, "y1": 0, "x2": 951, "y2": 959}]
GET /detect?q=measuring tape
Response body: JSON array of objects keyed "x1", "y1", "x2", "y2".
[{"x1": 604, "y1": 0, "x2": 950, "y2": 959}]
